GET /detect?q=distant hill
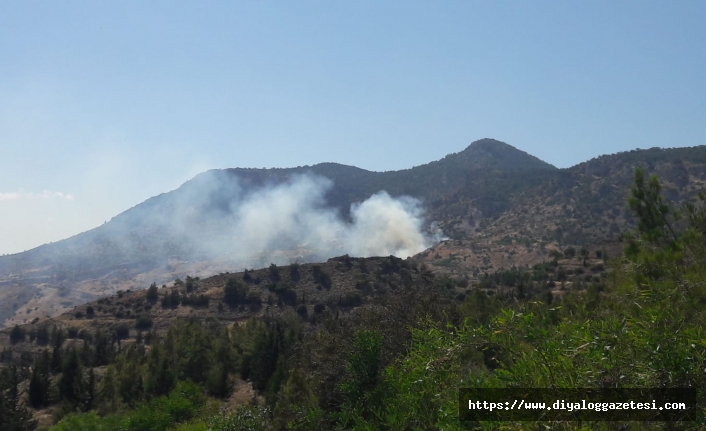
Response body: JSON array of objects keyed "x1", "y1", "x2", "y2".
[
  {"x1": 473, "y1": 145, "x2": 706, "y2": 245},
  {"x1": 1, "y1": 139, "x2": 706, "y2": 327},
  {"x1": 0, "y1": 138, "x2": 554, "y2": 272}
]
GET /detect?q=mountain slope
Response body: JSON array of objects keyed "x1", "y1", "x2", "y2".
[
  {"x1": 0, "y1": 138, "x2": 552, "y2": 277},
  {"x1": 476, "y1": 146, "x2": 706, "y2": 245},
  {"x1": 2, "y1": 140, "x2": 706, "y2": 327}
]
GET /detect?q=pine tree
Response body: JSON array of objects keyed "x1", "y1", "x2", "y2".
[
  {"x1": 206, "y1": 334, "x2": 233, "y2": 398},
  {"x1": 57, "y1": 348, "x2": 85, "y2": 407},
  {"x1": 9, "y1": 325, "x2": 24, "y2": 345},
  {"x1": 146, "y1": 282, "x2": 159, "y2": 302},
  {"x1": 80, "y1": 339, "x2": 93, "y2": 367},
  {"x1": 628, "y1": 166, "x2": 679, "y2": 245},
  {"x1": 50, "y1": 327, "x2": 64, "y2": 373},
  {"x1": 224, "y1": 278, "x2": 246, "y2": 307},
  {"x1": 35, "y1": 325, "x2": 49, "y2": 346},
  {"x1": 249, "y1": 321, "x2": 283, "y2": 392},
  {"x1": 170, "y1": 289, "x2": 181, "y2": 307},
  {"x1": 117, "y1": 358, "x2": 143, "y2": 406},
  {"x1": 0, "y1": 366, "x2": 38, "y2": 431},
  {"x1": 28, "y1": 350, "x2": 50, "y2": 409},
  {"x1": 50, "y1": 343, "x2": 62, "y2": 373},
  {"x1": 28, "y1": 369, "x2": 43, "y2": 409},
  {"x1": 98, "y1": 365, "x2": 120, "y2": 414},
  {"x1": 145, "y1": 343, "x2": 175, "y2": 397},
  {"x1": 93, "y1": 329, "x2": 113, "y2": 366}
]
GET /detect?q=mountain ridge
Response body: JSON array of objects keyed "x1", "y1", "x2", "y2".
[
  {"x1": 0, "y1": 138, "x2": 548, "y2": 263},
  {"x1": 2, "y1": 139, "x2": 706, "y2": 327}
]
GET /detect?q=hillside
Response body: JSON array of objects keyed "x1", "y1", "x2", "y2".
[
  {"x1": 0, "y1": 255, "x2": 459, "y2": 428},
  {"x1": 472, "y1": 146, "x2": 706, "y2": 245},
  {"x1": 0, "y1": 255, "x2": 443, "y2": 358},
  {"x1": 0, "y1": 139, "x2": 556, "y2": 327},
  {"x1": 2, "y1": 160, "x2": 706, "y2": 429},
  {"x1": 2, "y1": 140, "x2": 706, "y2": 328}
]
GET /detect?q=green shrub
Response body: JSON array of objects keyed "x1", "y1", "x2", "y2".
[
  {"x1": 135, "y1": 315, "x2": 153, "y2": 330},
  {"x1": 296, "y1": 305, "x2": 308, "y2": 317},
  {"x1": 590, "y1": 263, "x2": 605, "y2": 272},
  {"x1": 312, "y1": 265, "x2": 332, "y2": 289},
  {"x1": 224, "y1": 278, "x2": 248, "y2": 307},
  {"x1": 338, "y1": 292, "x2": 362, "y2": 308}
]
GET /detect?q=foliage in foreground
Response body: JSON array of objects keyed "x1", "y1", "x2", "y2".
[
  {"x1": 51, "y1": 380, "x2": 205, "y2": 431},
  {"x1": 272, "y1": 167, "x2": 706, "y2": 430},
  {"x1": 343, "y1": 167, "x2": 706, "y2": 430}
]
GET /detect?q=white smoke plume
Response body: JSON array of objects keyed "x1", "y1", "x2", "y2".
[
  {"x1": 347, "y1": 193, "x2": 430, "y2": 258},
  {"x1": 0, "y1": 171, "x2": 443, "y2": 325},
  {"x1": 161, "y1": 173, "x2": 441, "y2": 265}
]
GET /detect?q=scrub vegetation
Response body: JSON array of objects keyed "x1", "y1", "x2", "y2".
[{"x1": 2, "y1": 168, "x2": 706, "y2": 430}]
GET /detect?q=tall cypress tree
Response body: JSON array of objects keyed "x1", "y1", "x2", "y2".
[
  {"x1": 28, "y1": 350, "x2": 50, "y2": 409},
  {"x1": 50, "y1": 328, "x2": 64, "y2": 373},
  {"x1": 93, "y1": 329, "x2": 112, "y2": 366},
  {"x1": 57, "y1": 348, "x2": 84, "y2": 407}
]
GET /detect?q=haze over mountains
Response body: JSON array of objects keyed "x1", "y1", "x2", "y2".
[{"x1": 2, "y1": 138, "x2": 706, "y2": 327}]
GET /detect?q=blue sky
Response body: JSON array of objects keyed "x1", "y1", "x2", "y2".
[{"x1": 1, "y1": 1, "x2": 705, "y2": 254}]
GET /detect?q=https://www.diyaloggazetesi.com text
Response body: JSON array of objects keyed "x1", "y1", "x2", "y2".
[{"x1": 458, "y1": 388, "x2": 696, "y2": 421}]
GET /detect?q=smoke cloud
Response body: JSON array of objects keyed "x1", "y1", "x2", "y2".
[
  {"x1": 0, "y1": 171, "x2": 444, "y2": 327},
  {"x1": 156, "y1": 173, "x2": 441, "y2": 266}
]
